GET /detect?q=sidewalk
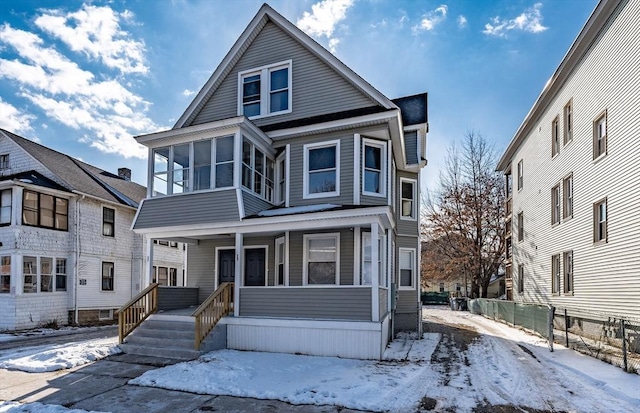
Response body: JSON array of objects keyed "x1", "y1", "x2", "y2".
[{"x1": 1, "y1": 353, "x2": 369, "y2": 413}]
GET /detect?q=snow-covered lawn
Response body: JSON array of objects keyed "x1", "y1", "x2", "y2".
[{"x1": 0, "y1": 402, "x2": 105, "y2": 413}]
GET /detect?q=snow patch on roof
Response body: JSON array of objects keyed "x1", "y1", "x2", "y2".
[{"x1": 257, "y1": 204, "x2": 341, "y2": 217}]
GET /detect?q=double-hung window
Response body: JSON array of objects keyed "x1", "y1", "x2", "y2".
[
  {"x1": 400, "y1": 178, "x2": 416, "y2": 220},
  {"x1": 56, "y1": 259, "x2": 67, "y2": 291},
  {"x1": 517, "y1": 212, "x2": 524, "y2": 242},
  {"x1": 40, "y1": 257, "x2": 53, "y2": 293},
  {"x1": 593, "y1": 198, "x2": 607, "y2": 243},
  {"x1": 23, "y1": 256, "x2": 37, "y2": 293},
  {"x1": 551, "y1": 254, "x2": 560, "y2": 294},
  {"x1": 103, "y1": 207, "x2": 115, "y2": 237},
  {"x1": 563, "y1": 174, "x2": 573, "y2": 219},
  {"x1": 22, "y1": 190, "x2": 68, "y2": 231},
  {"x1": 0, "y1": 154, "x2": 9, "y2": 170},
  {"x1": 552, "y1": 116, "x2": 560, "y2": 157},
  {"x1": 304, "y1": 141, "x2": 339, "y2": 198},
  {"x1": 304, "y1": 233, "x2": 339, "y2": 285},
  {"x1": 551, "y1": 185, "x2": 561, "y2": 225},
  {"x1": 399, "y1": 248, "x2": 416, "y2": 289},
  {"x1": 239, "y1": 61, "x2": 292, "y2": 118},
  {"x1": 102, "y1": 262, "x2": 114, "y2": 291},
  {"x1": 564, "y1": 100, "x2": 573, "y2": 145},
  {"x1": 362, "y1": 139, "x2": 386, "y2": 197},
  {"x1": 517, "y1": 264, "x2": 524, "y2": 294},
  {"x1": 1, "y1": 256, "x2": 10, "y2": 293},
  {"x1": 517, "y1": 160, "x2": 523, "y2": 190},
  {"x1": 0, "y1": 189, "x2": 11, "y2": 225},
  {"x1": 275, "y1": 236, "x2": 286, "y2": 286},
  {"x1": 563, "y1": 251, "x2": 573, "y2": 294},
  {"x1": 593, "y1": 110, "x2": 607, "y2": 160}
]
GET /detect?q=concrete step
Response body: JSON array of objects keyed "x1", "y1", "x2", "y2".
[
  {"x1": 118, "y1": 343, "x2": 201, "y2": 361},
  {"x1": 131, "y1": 326, "x2": 194, "y2": 340},
  {"x1": 139, "y1": 318, "x2": 195, "y2": 331},
  {"x1": 125, "y1": 334, "x2": 195, "y2": 350}
]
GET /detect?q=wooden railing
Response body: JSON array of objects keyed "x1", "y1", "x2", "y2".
[
  {"x1": 192, "y1": 282, "x2": 234, "y2": 350},
  {"x1": 117, "y1": 283, "x2": 159, "y2": 343}
]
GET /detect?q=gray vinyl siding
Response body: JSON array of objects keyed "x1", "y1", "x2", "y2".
[
  {"x1": 288, "y1": 228, "x2": 354, "y2": 286},
  {"x1": 157, "y1": 287, "x2": 199, "y2": 310},
  {"x1": 239, "y1": 287, "x2": 371, "y2": 320},
  {"x1": 404, "y1": 130, "x2": 419, "y2": 165},
  {"x1": 134, "y1": 190, "x2": 239, "y2": 230},
  {"x1": 396, "y1": 171, "x2": 419, "y2": 236},
  {"x1": 189, "y1": 21, "x2": 376, "y2": 128},
  {"x1": 187, "y1": 239, "x2": 227, "y2": 302},
  {"x1": 395, "y1": 235, "x2": 420, "y2": 325},
  {"x1": 288, "y1": 132, "x2": 354, "y2": 207},
  {"x1": 242, "y1": 190, "x2": 272, "y2": 217},
  {"x1": 507, "y1": 0, "x2": 640, "y2": 320}
]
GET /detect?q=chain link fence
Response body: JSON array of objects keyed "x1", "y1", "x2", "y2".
[{"x1": 468, "y1": 299, "x2": 640, "y2": 374}]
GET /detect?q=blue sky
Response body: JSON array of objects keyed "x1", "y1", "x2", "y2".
[{"x1": 0, "y1": 0, "x2": 598, "y2": 191}]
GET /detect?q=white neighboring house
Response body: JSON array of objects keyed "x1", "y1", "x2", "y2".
[
  {"x1": 497, "y1": 0, "x2": 640, "y2": 319},
  {"x1": 0, "y1": 129, "x2": 185, "y2": 330}
]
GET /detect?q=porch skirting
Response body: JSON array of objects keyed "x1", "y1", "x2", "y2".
[{"x1": 221, "y1": 315, "x2": 391, "y2": 360}]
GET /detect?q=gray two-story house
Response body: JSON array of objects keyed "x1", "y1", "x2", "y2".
[{"x1": 131, "y1": 4, "x2": 427, "y2": 359}]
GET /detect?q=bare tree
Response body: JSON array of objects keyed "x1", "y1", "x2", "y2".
[{"x1": 422, "y1": 131, "x2": 505, "y2": 298}]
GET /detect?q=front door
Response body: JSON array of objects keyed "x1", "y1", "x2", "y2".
[
  {"x1": 218, "y1": 249, "x2": 235, "y2": 286},
  {"x1": 244, "y1": 248, "x2": 266, "y2": 286}
]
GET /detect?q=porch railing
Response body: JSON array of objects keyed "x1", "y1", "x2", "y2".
[
  {"x1": 117, "y1": 283, "x2": 159, "y2": 343},
  {"x1": 193, "y1": 282, "x2": 234, "y2": 350}
]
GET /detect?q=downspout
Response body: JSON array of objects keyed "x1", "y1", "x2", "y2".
[{"x1": 74, "y1": 195, "x2": 85, "y2": 324}]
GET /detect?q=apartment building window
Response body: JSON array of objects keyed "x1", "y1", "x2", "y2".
[
  {"x1": 303, "y1": 233, "x2": 339, "y2": 285},
  {"x1": 517, "y1": 160, "x2": 523, "y2": 190},
  {"x1": 563, "y1": 251, "x2": 573, "y2": 294},
  {"x1": 40, "y1": 257, "x2": 53, "y2": 292},
  {"x1": 551, "y1": 254, "x2": 560, "y2": 294},
  {"x1": 564, "y1": 100, "x2": 573, "y2": 144},
  {"x1": 238, "y1": 61, "x2": 291, "y2": 118},
  {"x1": 304, "y1": 141, "x2": 339, "y2": 198},
  {"x1": 551, "y1": 185, "x2": 561, "y2": 225},
  {"x1": 563, "y1": 174, "x2": 573, "y2": 219},
  {"x1": 22, "y1": 190, "x2": 68, "y2": 231},
  {"x1": 23, "y1": 256, "x2": 37, "y2": 293},
  {"x1": 0, "y1": 256, "x2": 10, "y2": 293},
  {"x1": 593, "y1": 198, "x2": 607, "y2": 243},
  {"x1": 56, "y1": 259, "x2": 67, "y2": 291},
  {"x1": 593, "y1": 110, "x2": 607, "y2": 160},
  {"x1": 362, "y1": 139, "x2": 386, "y2": 197},
  {"x1": 103, "y1": 207, "x2": 115, "y2": 237},
  {"x1": 169, "y1": 268, "x2": 177, "y2": 286},
  {"x1": 517, "y1": 264, "x2": 524, "y2": 294},
  {"x1": 517, "y1": 212, "x2": 524, "y2": 242},
  {"x1": 400, "y1": 178, "x2": 417, "y2": 220},
  {"x1": 552, "y1": 116, "x2": 560, "y2": 157},
  {"x1": 243, "y1": 140, "x2": 274, "y2": 201},
  {"x1": 0, "y1": 154, "x2": 9, "y2": 170},
  {"x1": 399, "y1": 248, "x2": 416, "y2": 288},
  {"x1": 102, "y1": 262, "x2": 114, "y2": 291},
  {"x1": 0, "y1": 189, "x2": 11, "y2": 225}
]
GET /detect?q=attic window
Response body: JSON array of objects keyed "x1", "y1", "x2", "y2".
[
  {"x1": 238, "y1": 60, "x2": 292, "y2": 119},
  {"x1": 0, "y1": 154, "x2": 9, "y2": 170}
]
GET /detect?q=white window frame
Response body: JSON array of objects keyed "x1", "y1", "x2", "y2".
[
  {"x1": 303, "y1": 140, "x2": 340, "y2": 199},
  {"x1": 0, "y1": 256, "x2": 10, "y2": 294},
  {"x1": 275, "y1": 152, "x2": 286, "y2": 205},
  {"x1": 303, "y1": 233, "x2": 340, "y2": 286},
  {"x1": 102, "y1": 206, "x2": 115, "y2": 237},
  {"x1": 0, "y1": 188, "x2": 11, "y2": 226},
  {"x1": 563, "y1": 174, "x2": 573, "y2": 219},
  {"x1": 237, "y1": 60, "x2": 292, "y2": 119},
  {"x1": 242, "y1": 139, "x2": 274, "y2": 202},
  {"x1": 275, "y1": 236, "x2": 287, "y2": 286},
  {"x1": 101, "y1": 261, "x2": 115, "y2": 292},
  {"x1": 55, "y1": 258, "x2": 67, "y2": 292},
  {"x1": 400, "y1": 178, "x2": 417, "y2": 221},
  {"x1": 361, "y1": 232, "x2": 384, "y2": 286},
  {"x1": 399, "y1": 247, "x2": 416, "y2": 290},
  {"x1": 362, "y1": 138, "x2": 387, "y2": 198}
]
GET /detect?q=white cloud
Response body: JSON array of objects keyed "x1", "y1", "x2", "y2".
[
  {"x1": 484, "y1": 3, "x2": 548, "y2": 37},
  {"x1": 182, "y1": 89, "x2": 196, "y2": 97},
  {"x1": 34, "y1": 4, "x2": 148, "y2": 74},
  {"x1": 413, "y1": 5, "x2": 448, "y2": 33},
  {"x1": 296, "y1": 0, "x2": 354, "y2": 53},
  {"x1": 458, "y1": 15, "x2": 468, "y2": 28},
  {"x1": 0, "y1": 98, "x2": 35, "y2": 133}
]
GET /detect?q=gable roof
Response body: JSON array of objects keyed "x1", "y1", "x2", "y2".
[
  {"x1": 0, "y1": 129, "x2": 147, "y2": 207},
  {"x1": 174, "y1": 3, "x2": 397, "y2": 129}
]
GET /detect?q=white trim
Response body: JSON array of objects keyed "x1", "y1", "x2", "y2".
[
  {"x1": 285, "y1": 144, "x2": 290, "y2": 207},
  {"x1": 303, "y1": 233, "x2": 340, "y2": 286},
  {"x1": 371, "y1": 224, "x2": 379, "y2": 322},
  {"x1": 222, "y1": 315, "x2": 383, "y2": 331},
  {"x1": 399, "y1": 177, "x2": 417, "y2": 221},
  {"x1": 362, "y1": 137, "x2": 387, "y2": 198},
  {"x1": 234, "y1": 233, "x2": 242, "y2": 316},
  {"x1": 237, "y1": 60, "x2": 292, "y2": 120},
  {"x1": 353, "y1": 227, "x2": 361, "y2": 285},
  {"x1": 398, "y1": 247, "x2": 417, "y2": 290},
  {"x1": 236, "y1": 188, "x2": 245, "y2": 219},
  {"x1": 387, "y1": 141, "x2": 392, "y2": 206},
  {"x1": 353, "y1": 134, "x2": 361, "y2": 205},
  {"x1": 242, "y1": 245, "x2": 269, "y2": 287},
  {"x1": 303, "y1": 140, "x2": 341, "y2": 199},
  {"x1": 233, "y1": 131, "x2": 242, "y2": 188},
  {"x1": 284, "y1": 231, "x2": 290, "y2": 286},
  {"x1": 275, "y1": 236, "x2": 286, "y2": 286}
]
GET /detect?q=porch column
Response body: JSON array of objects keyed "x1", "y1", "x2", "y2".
[
  {"x1": 234, "y1": 232, "x2": 242, "y2": 317},
  {"x1": 146, "y1": 237, "x2": 154, "y2": 286},
  {"x1": 371, "y1": 222, "x2": 379, "y2": 322}
]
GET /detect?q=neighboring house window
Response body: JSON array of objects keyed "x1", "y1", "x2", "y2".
[
  {"x1": 400, "y1": 178, "x2": 417, "y2": 220},
  {"x1": 552, "y1": 116, "x2": 560, "y2": 157},
  {"x1": 102, "y1": 262, "x2": 114, "y2": 291},
  {"x1": 304, "y1": 141, "x2": 340, "y2": 198},
  {"x1": 170, "y1": 268, "x2": 177, "y2": 286},
  {"x1": 0, "y1": 189, "x2": 11, "y2": 225},
  {"x1": 593, "y1": 198, "x2": 607, "y2": 243},
  {"x1": 593, "y1": 110, "x2": 607, "y2": 160},
  {"x1": 362, "y1": 139, "x2": 386, "y2": 197},
  {"x1": 517, "y1": 212, "x2": 524, "y2": 242},
  {"x1": 238, "y1": 61, "x2": 292, "y2": 118},
  {"x1": 564, "y1": 100, "x2": 573, "y2": 145},
  {"x1": 23, "y1": 256, "x2": 37, "y2": 293},
  {"x1": 551, "y1": 254, "x2": 560, "y2": 294},
  {"x1": 517, "y1": 264, "x2": 524, "y2": 294},
  {"x1": 56, "y1": 259, "x2": 67, "y2": 291},
  {"x1": 275, "y1": 237, "x2": 286, "y2": 286},
  {"x1": 0, "y1": 154, "x2": 8, "y2": 170},
  {"x1": 563, "y1": 251, "x2": 573, "y2": 294},
  {"x1": 551, "y1": 185, "x2": 561, "y2": 225},
  {"x1": 303, "y1": 233, "x2": 339, "y2": 285},
  {"x1": 563, "y1": 174, "x2": 573, "y2": 219},
  {"x1": 0, "y1": 256, "x2": 10, "y2": 293},
  {"x1": 399, "y1": 248, "x2": 416, "y2": 289},
  {"x1": 456, "y1": 283, "x2": 461, "y2": 292},
  {"x1": 242, "y1": 140, "x2": 274, "y2": 202},
  {"x1": 103, "y1": 207, "x2": 115, "y2": 237},
  {"x1": 22, "y1": 190, "x2": 68, "y2": 231},
  {"x1": 170, "y1": 242, "x2": 178, "y2": 248},
  {"x1": 517, "y1": 160, "x2": 523, "y2": 191},
  {"x1": 40, "y1": 257, "x2": 53, "y2": 293},
  {"x1": 439, "y1": 282, "x2": 445, "y2": 293}
]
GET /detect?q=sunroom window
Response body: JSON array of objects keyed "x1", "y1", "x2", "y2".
[{"x1": 242, "y1": 139, "x2": 274, "y2": 202}]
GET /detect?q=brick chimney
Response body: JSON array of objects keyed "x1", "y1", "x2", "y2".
[{"x1": 118, "y1": 167, "x2": 131, "y2": 181}]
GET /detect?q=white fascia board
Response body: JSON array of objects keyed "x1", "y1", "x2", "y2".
[{"x1": 389, "y1": 112, "x2": 406, "y2": 170}]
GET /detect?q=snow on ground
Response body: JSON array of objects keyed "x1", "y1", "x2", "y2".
[
  {"x1": 0, "y1": 337, "x2": 120, "y2": 373},
  {"x1": 0, "y1": 402, "x2": 105, "y2": 413}
]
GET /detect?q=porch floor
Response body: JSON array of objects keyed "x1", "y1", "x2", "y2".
[{"x1": 157, "y1": 306, "x2": 197, "y2": 317}]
